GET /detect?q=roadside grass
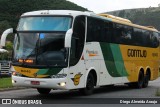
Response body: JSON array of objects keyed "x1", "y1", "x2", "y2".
[
  {"x1": 0, "y1": 77, "x2": 13, "y2": 89},
  {"x1": 156, "y1": 88, "x2": 160, "y2": 96}
]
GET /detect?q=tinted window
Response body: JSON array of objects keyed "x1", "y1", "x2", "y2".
[
  {"x1": 113, "y1": 24, "x2": 133, "y2": 44},
  {"x1": 70, "y1": 16, "x2": 85, "y2": 65},
  {"x1": 87, "y1": 17, "x2": 112, "y2": 42},
  {"x1": 87, "y1": 17, "x2": 104, "y2": 42},
  {"x1": 86, "y1": 17, "x2": 159, "y2": 48},
  {"x1": 152, "y1": 32, "x2": 159, "y2": 47},
  {"x1": 132, "y1": 28, "x2": 143, "y2": 46}
]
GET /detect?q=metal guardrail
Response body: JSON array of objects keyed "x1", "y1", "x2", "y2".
[{"x1": 0, "y1": 61, "x2": 11, "y2": 77}]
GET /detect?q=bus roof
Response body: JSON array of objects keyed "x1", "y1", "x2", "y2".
[
  {"x1": 21, "y1": 10, "x2": 158, "y2": 32},
  {"x1": 99, "y1": 14, "x2": 132, "y2": 23},
  {"x1": 98, "y1": 13, "x2": 158, "y2": 32},
  {"x1": 21, "y1": 10, "x2": 94, "y2": 17}
]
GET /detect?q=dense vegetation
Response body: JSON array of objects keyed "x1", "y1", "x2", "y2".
[{"x1": 107, "y1": 7, "x2": 160, "y2": 31}]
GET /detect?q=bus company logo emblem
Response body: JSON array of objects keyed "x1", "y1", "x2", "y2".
[
  {"x1": 33, "y1": 73, "x2": 37, "y2": 78},
  {"x1": 71, "y1": 74, "x2": 83, "y2": 86},
  {"x1": 127, "y1": 49, "x2": 147, "y2": 58}
]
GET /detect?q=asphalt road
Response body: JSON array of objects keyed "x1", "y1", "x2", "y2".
[{"x1": 0, "y1": 77, "x2": 160, "y2": 104}]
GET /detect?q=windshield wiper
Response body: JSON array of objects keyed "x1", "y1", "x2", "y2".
[{"x1": 22, "y1": 35, "x2": 39, "y2": 65}]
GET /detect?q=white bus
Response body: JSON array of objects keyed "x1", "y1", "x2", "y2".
[{"x1": 1, "y1": 10, "x2": 159, "y2": 95}]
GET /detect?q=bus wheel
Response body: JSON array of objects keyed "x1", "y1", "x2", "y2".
[
  {"x1": 143, "y1": 75, "x2": 149, "y2": 88},
  {"x1": 37, "y1": 88, "x2": 51, "y2": 94},
  {"x1": 136, "y1": 71, "x2": 144, "y2": 89},
  {"x1": 79, "y1": 73, "x2": 95, "y2": 95}
]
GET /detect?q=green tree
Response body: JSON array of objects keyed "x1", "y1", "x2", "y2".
[
  {"x1": 0, "y1": 20, "x2": 11, "y2": 35},
  {"x1": 118, "y1": 10, "x2": 125, "y2": 17},
  {"x1": 6, "y1": 41, "x2": 13, "y2": 50}
]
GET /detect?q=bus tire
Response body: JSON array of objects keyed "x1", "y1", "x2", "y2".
[
  {"x1": 136, "y1": 71, "x2": 144, "y2": 89},
  {"x1": 142, "y1": 75, "x2": 149, "y2": 88},
  {"x1": 79, "y1": 73, "x2": 95, "y2": 95},
  {"x1": 37, "y1": 88, "x2": 51, "y2": 94},
  {"x1": 127, "y1": 83, "x2": 135, "y2": 88}
]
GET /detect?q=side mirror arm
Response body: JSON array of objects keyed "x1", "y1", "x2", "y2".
[{"x1": 0, "y1": 28, "x2": 14, "y2": 47}]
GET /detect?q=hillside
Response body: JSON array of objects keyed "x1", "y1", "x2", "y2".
[
  {"x1": 106, "y1": 7, "x2": 160, "y2": 31},
  {"x1": 0, "y1": 0, "x2": 87, "y2": 38}
]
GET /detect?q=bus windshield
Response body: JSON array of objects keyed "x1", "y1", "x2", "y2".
[
  {"x1": 17, "y1": 16, "x2": 72, "y2": 31},
  {"x1": 12, "y1": 16, "x2": 72, "y2": 67},
  {"x1": 13, "y1": 32, "x2": 68, "y2": 67}
]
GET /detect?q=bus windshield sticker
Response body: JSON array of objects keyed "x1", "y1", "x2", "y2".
[{"x1": 40, "y1": 33, "x2": 45, "y2": 39}]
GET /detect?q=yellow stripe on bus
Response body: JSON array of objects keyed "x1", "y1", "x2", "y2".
[{"x1": 13, "y1": 66, "x2": 48, "y2": 78}]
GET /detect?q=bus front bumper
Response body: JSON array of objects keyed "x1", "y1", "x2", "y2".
[{"x1": 12, "y1": 76, "x2": 68, "y2": 89}]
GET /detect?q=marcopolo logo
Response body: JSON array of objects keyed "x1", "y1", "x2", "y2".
[
  {"x1": 86, "y1": 49, "x2": 98, "y2": 57},
  {"x1": 127, "y1": 49, "x2": 147, "y2": 58}
]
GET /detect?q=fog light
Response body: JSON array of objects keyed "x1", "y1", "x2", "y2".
[
  {"x1": 59, "y1": 82, "x2": 66, "y2": 87},
  {"x1": 12, "y1": 80, "x2": 16, "y2": 84}
]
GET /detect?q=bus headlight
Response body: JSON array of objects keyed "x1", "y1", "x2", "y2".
[
  {"x1": 12, "y1": 80, "x2": 17, "y2": 84},
  {"x1": 51, "y1": 74, "x2": 67, "y2": 78},
  {"x1": 58, "y1": 82, "x2": 66, "y2": 87}
]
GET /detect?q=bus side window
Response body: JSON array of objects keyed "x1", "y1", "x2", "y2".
[
  {"x1": 113, "y1": 24, "x2": 132, "y2": 44},
  {"x1": 159, "y1": 33, "x2": 160, "y2": 46},
  {"x1": 152, "y1": 32, "x2": 159, "y2": 48},
  {"x1": 87, "y1": 17, "x2": 100, "y2": 42},
  {"x1": 132, "y1": 28, "x2": 143, "y2": 46},
  {"x1": 106, "y1": 22, "x2": 113, "y2": 43},
  {"x1": 142, "y1": 30, "x2": 147, "y2": 47},
  {"x1": 112, "y1": 23, "x2": 120, "y2": 43},
  {"x1": 86, "y1": 17, "x2": 93, "y2": 42},
  {"x1": 86, "y1": 17, "x2": 113, "y2": 43},
  {"x1": 125, "y1": 26, "x2": 133, "y2": 40},
  {"x1": 70, "y1": 15, "x2": 85, "y2": 66},
  {"x1": 70, "y1": 37, "x2": 77, "y2": 62}
]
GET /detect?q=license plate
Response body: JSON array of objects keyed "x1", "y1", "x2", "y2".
[{"x1": 31, "y1": 81, "x2": 40, "y2": 85}]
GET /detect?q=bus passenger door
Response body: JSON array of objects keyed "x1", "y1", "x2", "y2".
[{"x1": 67, "y1": 15, "x2": 86, "y2": 89}]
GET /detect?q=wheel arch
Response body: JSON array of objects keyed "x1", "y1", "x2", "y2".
[
  {"x1": 145, "y1": 67, "x2": 151, "y2": 80},
  {"x1": 137, "y1": 67, "x2": 144, "y2": 81},
  {"x1": 85, "y1": 67, "x2": 98, "y2": 87}
]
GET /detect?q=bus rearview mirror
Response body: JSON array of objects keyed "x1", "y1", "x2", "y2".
[
  {"x1": 65, "y1": 29, "x2": 73, "y2": 48},
  {"x1": 0, "y1": 28, "x2": 14, "y2": 47}
]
